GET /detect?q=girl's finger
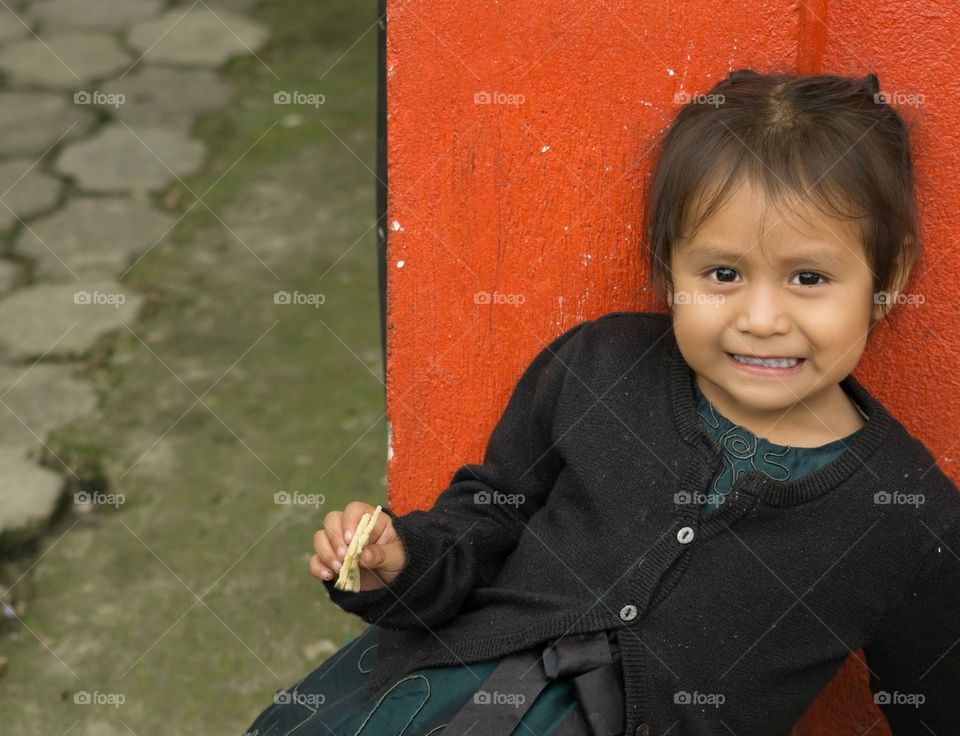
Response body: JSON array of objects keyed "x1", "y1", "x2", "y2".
[
  {"x1": 309, "y1": 554, "x2": 333, "y2": 580},
  {"x1": 312, "y1": 528, "x2": 341, "y2": 573}
]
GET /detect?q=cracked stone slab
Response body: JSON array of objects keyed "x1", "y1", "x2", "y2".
[
  {"x1": 0, "y1": 91, "x2": 96, "y2": 157},
  {"x1": 0, "y1": 446, "x2": 65, "y2": 550},
  {"x1": 0, "y1": 159, "x2": 63, "y2": 232},
  {"x1": 99, "y1": 66, "x2": 234, "y2": 133},
  {"x1": 127, "y1": 7, "x2": 269, "y2": 67},
  {"x1": 0, "y1": 32, "x2": 132, "y2": 89},
  {"x1": 15, "y1": 196, "x2": 175, "y2": 280},
  {"x1": 0, "y1": 361, "x2": 98, "y2": 453},
  {"x1": 0, "y1": 279, "x2": 143, "y2": 360},
  {"x1": 55, "y1": 123, "x2": 206, "y2": 192},
  {"x1": 30, "y1": 0, "x2": 164, "y2": 32}
]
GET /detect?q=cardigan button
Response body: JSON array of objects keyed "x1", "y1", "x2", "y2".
[
  {"x1": 635, "y1": 724, "x2": 651, "y2": 736},
  {"x1": 619, "y1": 604, "x2": 638, "y2": 621},
  {"x1": 677, "y1": 526, "x2": 695, "y2": 544}
]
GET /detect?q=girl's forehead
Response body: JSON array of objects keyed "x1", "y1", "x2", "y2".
[{"x1": 682, "y1": 176, "x2": 865, "y2": 251}]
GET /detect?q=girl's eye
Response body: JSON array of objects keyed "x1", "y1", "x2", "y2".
[{"x1": 702, "y1": 268, "x2": 828, "y2": 287}]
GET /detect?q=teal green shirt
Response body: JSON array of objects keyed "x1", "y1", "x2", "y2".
[{"x1": 695, "y1": 381, "x2": 869, "y2": 516}]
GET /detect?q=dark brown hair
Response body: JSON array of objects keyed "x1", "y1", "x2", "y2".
[{"x1": 642, "y1": 68, "x2": 921, "y2": 328}]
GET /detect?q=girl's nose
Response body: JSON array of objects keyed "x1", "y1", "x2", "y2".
[{"x1": 734, "y1": 283, "x2": 791, "y2": 336}]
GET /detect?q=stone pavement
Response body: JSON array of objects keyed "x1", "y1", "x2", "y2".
[{"x1": 0, "y1": 0, "x2": 269, "y2": 549}]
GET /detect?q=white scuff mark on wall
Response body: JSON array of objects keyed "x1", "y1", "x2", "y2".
[
  {"x1": 541, "y1": 145, "x2": 550, "y2": 152},
  {"x1": 396, "y1": 260, "x2": 405, "y2": 268},
  {"x1": 387, "y1": 420, "x2": 393, "y2": 461},
  {"x1": 391, "y1": 220, "x2": 403, "y2": 231},
  {"x1": 581, "y1": 252, "x2": 593, "y2": 267},
  {"x1": 667, "y1": 68, "x2": 675, "y2": 76}
]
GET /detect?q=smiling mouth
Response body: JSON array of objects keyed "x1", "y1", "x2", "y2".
[{"x1": 726, "y1": 353, "x2": 806, "y2": 371}]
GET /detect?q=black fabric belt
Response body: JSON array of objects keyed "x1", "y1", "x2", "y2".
[{"x1": 441, "y1": 630, "x2": 625, "y2": 736}]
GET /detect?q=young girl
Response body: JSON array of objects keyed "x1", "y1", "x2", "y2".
[{"x1": 243, "y1": 70, "x2": 960, "y2": 736}]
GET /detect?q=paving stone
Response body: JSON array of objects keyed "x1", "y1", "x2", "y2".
[
  {"x1": 0, "y1": 91, "x2": 96, "y2": 157},
  {"x1": 30, "y1": 0, "x2": 163, "y2": 32},
  {"x1": 0, "y1": 446, "x2": 65, "y2": 550},
  {"x1": 0, "y1": 259, "x2": 22, "y2": 293},
  {"x1": 127, "y1": 6, "x2": 269, "y2": 67},
  {"x1": 55, "y1": 123, "x2": 206, "y2": 192},
  {"x1": 99, "y1": 66, "x2": 234, "y2": 133},
  {"x1": 0, "y1": 32, "x2": 131, "y2": 89},
  {"x1": 15, "y1": 196, "x2": 175, "y2": 280},
  {"x1": 0, "y1": 159, "x2": 63, "y2": 232},
  {"x1": 0, "y1": 361, "x2": 98, "y2": 453},
  {"x1": 0, "y1": 279, "x2": 143, "y2": 360},
  {"x1": 0, "y1": 5, "x2": 31, "y2": 44}
]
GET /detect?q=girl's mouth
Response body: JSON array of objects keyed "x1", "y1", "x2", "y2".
[{"x1": 726, "y1": 352, "x2": 806, "y2": 376}]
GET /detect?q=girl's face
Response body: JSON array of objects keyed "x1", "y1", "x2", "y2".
[{"x1": 668, "y1": 176, "x2": 877, "y2": 446}]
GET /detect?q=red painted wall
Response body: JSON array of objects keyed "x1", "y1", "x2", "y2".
[{"x1": 383, "y1": 1, "x2": 960, "y2": 732}]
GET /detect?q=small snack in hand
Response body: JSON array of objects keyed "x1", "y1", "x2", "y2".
[{"x1": 334, "y1": 504, "x2": 382, "y2": 592}]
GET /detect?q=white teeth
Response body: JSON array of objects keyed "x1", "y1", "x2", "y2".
[{"x1": 732, "y1": 354, "x2": 800, "y2": 368}]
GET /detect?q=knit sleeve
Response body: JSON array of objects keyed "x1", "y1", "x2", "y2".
[
  {"x1": 321, "y1": 318, "x2": 592, "y2": 630},
  {"x1": 863, "y1": 515, "x2": 960, "y2": 734}
]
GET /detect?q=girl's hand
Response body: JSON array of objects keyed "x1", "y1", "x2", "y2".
[{"x1": 310, "y1": 501, "x2": 407, "y2": 592}]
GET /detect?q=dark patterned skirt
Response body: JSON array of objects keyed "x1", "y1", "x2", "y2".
[{"x1": 242, "y1": 623, "x2": 579, "y2": 736}]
